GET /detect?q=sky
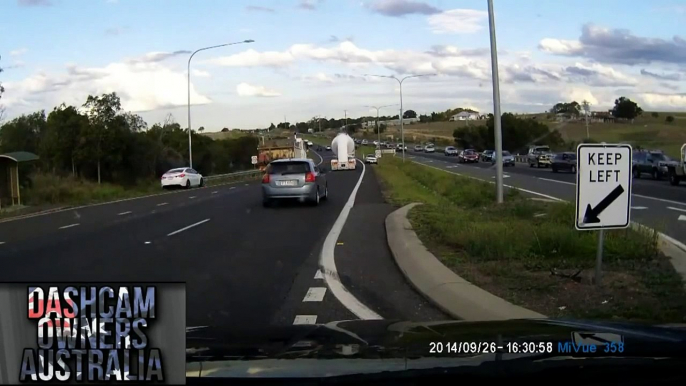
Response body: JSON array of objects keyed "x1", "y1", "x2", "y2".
[{"x1": 1, "y1": 0, "x2": 686, "y2": 131}]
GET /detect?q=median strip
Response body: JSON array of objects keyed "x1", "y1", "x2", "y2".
[
  {"x1": 375, "y1": 156, "x2": 686, "y2": 323},
  {"x1": 167, "y1": 219, "x2": 210, "y2": 237}
]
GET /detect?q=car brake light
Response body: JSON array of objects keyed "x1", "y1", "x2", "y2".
[
  {"x1": 178, "y1": 173, "x2": 185, "y2": 177},
  {"x1": 262, "y1": 174, "x2": 270, "y2": 183},
  {"x1": 305, "y1": 172, "x2": 316, "y2": 182}
]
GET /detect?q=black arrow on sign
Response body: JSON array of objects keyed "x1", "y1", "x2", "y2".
[{"x1": 583, "y1": 185, "x2": 625, "y2": 224}]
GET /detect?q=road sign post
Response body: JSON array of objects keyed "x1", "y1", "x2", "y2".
[{"x1": 575, "y1": 144, "x2": 632, "y2": 285}]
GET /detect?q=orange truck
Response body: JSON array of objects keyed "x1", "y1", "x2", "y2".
[{"x1": 257, "y1": 144, "x2": 295, "y2": 171}]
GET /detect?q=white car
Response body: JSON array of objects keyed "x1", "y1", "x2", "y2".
[
  {"x1": 365, "y1": 154, "x2": 378, "y2": 164},
  {"x1": 307, "y1": 141, "x2": 313, "y2": 146},
  {"x1": 161, "y1": 167, "x2": 204, "y2": 189}
]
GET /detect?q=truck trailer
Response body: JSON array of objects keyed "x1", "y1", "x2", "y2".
[{"x1": 330, "y1": 133, "x2": 356, "y2": 171}]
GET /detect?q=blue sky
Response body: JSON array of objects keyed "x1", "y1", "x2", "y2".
[{"x1": 2, "y1": 0, "x2": 685, "y2": 130}]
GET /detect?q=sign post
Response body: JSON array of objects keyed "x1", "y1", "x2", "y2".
[
  {"x1": 575, "y1": 144, "x2": 632, "y2": 285},
  {"x1": 251, "y1": 155, "x2": 258, "y2": 169}
]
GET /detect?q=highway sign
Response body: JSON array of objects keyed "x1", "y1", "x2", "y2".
[
  {"x1": 375, "y1": 150, "x2": 382, "y2": 158},
  {"x1": 575, "y1": 144, "x2": 632, "y2": 230},
  {"x1": 251, "y1": 155, "x2": 258, "y2": 165}
]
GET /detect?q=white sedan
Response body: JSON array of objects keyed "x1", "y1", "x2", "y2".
[
  {"x1": 365, "y1": 154, "x2": 378, "y2": 164},
  {"x1": 161, "y1": 167, "x2": 204, "y2": 189}
]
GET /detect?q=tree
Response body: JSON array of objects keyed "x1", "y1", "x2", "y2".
[
  {"x1": 612, "y1": 97, "x2": 643, "y2": 120},
  {"x1": 403, "y1": 109, "x2": 417, "y2": 119},
  {"x1": 221, "y1": 128, "x2": 229, "y2": 132},
  {"x1": 666, "y1": 115, "x2": 675, "y2": 123},
  {"x1": 651, "y1": 112, "x2": 659, "y2": 118},
  {"x1": 81, "y1": 92, "x2": 124, "y2": 183},
  {"x1": 0, "y1": 55, "x2": 5, "y2": 123},
  {"x1": 375, "y1": 123, "x2": 387, "y2": 134},
  {"x1": 42, "y1": 104, "x2": 88, "y2": 176},
  {"x1": 198, "y1": 126, "x2": 205, "y2": 133},
  {"x1": 0, "y1": 111, "x2": 47, "y2": 154},
  {"x1": 550, "y1": 101, "x2": 581, "y2": 116},
  {"x1": 122, "y1": 112, "x2": 147, "y2": 132},
  {"x1": 268, "y1": 123, "x2": 276, "y2": 130}
]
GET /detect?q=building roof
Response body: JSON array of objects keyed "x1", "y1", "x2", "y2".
[{"x1": 0, "y1": 151, "x2": 40, "y2": 163}]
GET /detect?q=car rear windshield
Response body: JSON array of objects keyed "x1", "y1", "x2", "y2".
[
  {"x1": 166, "y1": 168, "x2": 185, "y2": 174},
  {"x1": 502, "y1": 151, "x2": 511, "y2": 156},
  {"x1": 268, "y1": 162, "x2": 311, "y2": 175},
  {"x1": 465, "y1": 150, "x2": 475, "y2": 154}
]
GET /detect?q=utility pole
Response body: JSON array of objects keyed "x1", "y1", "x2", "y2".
[
  {"x1": 583, "y1": 100, "x2": 591, "y2": 139},
  {"x1": 487, "y1": 0, "x2": 504, "y2": 204},
  {"x1": 344, "y1": 110, "x2": 348, "y2": 131}
]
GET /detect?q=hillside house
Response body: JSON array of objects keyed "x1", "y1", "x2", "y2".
[{"x1": 450, "y1": 111, "x2": 480, "y2": 121}]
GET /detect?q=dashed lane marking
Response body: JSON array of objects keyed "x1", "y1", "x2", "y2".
[
  {"x1": 303, "y1": 287, "x2": 327, "y2": 302},
  {"x1": 189, "y1": 196, "x2": 196, "y2": 199},
  {"x1": 631, "y1": 206, "x2": 648, "y2": 210},
  {"x1": 293, "y1": 315, "x2": 318, "y2": 325},
  {"x1": 230, "y1": 187, "x2": 236, "y2": 190},
  {"x1": 118, "y1": 211, "x2": 132, "y2": 216},
  {"x1": 0, "y1": 242, "x2": 5, "y2": 245},
  {"x1": 667, "y1": 206, "x2": 686, "y2": 214},
  {"x1": 167, "y1": 219, "x2": 210, "y2": 237},
  {"x1": 58, "y1": 223, "x2": 80, "y2": 229},
  {"x1": 211, "y1": 191, "x2": 218, "y2": 194},
  {"x1": 314, "y1": 270, "x2": 324, "y2": 279},
  {"x1": 538, "y1": 177, "x2": 574, "y2": 185},
  {"x1": 156, "y1": 202, "x2": 168, "y2": 207}
]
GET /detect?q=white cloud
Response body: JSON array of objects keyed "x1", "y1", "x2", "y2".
[
  {"x1": 638, "y1": 93, "x2": 686, "y2": 109},
  {"x1": 538, "y1": 38, "x2": 583, "y2": 55},
  {"x1": 192, "y1": 69, "x2": 210, "y2": 78},
  {"x1": 207, "y1": 49, "x2": 294, "y2": 67},
  {"x1": 2, "y1": 57, "x2": 210, "y2": 113},
  {"x1": 10, "y1": 48, "x2": 28, "y2": 57},
  {"x1": 427, "y1": 9, "x2": 487, "y2": 34},
  {"x1": 236, "y1": 83, "x2": 281, "y2": 97}
]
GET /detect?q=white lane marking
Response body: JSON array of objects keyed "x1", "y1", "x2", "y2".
[
  {"x1": 312, "y1": 150, "x2": 324, "y2": 166},
  {"x1": 303, "y1": 287, "x2": 327, "y2": 302},
  {"x1": 534, "y1": 213, "x2": 547, "y2": 217},
  {"x1": 157, "y1": 202, "x2": 168, "y2": 207},
  {"x1": 529, "y1": 198, "x2": 559, "y2": 203},
  {"x1": 0, "y1": 242, "x2": 5, "y2": 245},
  {"x1": 118, "y1": 211, "x2": 132, "y2": 216},
  {"x1": 631, "y1": 194, "x2": 686, "y2": 207},
  {"x1": 417, "y1": 162, "x2": 564, "y2": 202},
  {"x1": 631, "y1": 206, "x2": 648, "y2": 210},
  {"x1": 538, "y1": 177, "x2": 574, "y2": 185},
  {"x1": 58, "y1": 223, "x2": 80, "y2": 229},
  {"x1": 211, "y1": 191, "x2": 218, "y2": 194},
  {"x1": 167, "y1": 219, "x2": 210, "y2": 237},
  {"x1": 189, "y1": 196, "x2": 196, "y2": 199},
  {"x1": 230, "y1": 187, "x2": 236, "y2": 190},
  {"x1": 293, "y1": 315, "x2": 318, "y2": 325},
  {"x1": 244, "y1": 184, "x2": 249, "y2": 186},
  {"x1": 144, "y1": 241, "x2": 151, "y2": 245},
  {"x1": 680, "y1": 215, "x2": 686, "y2": 222},
  {"x1": 667, "y1": 206, "x2": 686, "y2": 214},
  {"x1": 319, "y1": 160, "x2": 383, "y2": 320},
  {"x1": 314, "y1": 270, "x2": 324, "y2": 279},
  {"x1": 491, "y1": 175, "x2": 510, "y2": 179}
]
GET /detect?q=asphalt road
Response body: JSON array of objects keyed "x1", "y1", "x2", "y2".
[
  {"x1": 0, "y1": 151, "x2": 447, "y2": 329},
  {"x1": 404, "y1": 149, "x2": 686, "y2": 249}
]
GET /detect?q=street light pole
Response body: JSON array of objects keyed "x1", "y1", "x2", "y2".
[
  {"x1": 365, "y1": 104, "x2": 396, "y2": 150},
  {"x1": 487, "y1": 0, "x2": 504, "y2": 204},
  {"x1": 187, "y1": 39, "x2": 254, "y2": 168},
  {"x1": 364, "y1": 74, "x2": 436, "y2": 162}
]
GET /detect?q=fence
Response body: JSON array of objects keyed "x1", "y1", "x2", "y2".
[{"x1": 203, "y1": 170, "x2": 263, "y2": 186}]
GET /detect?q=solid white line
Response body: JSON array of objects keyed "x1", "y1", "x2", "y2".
[
  {"x1": 156, "y1": 202, "x2": 168, "y2": 206},
  {"x1": 167, "y1": 219, "x2": 210, "y2": 236},
  {"x1": 667, "y1": 206, "x2": 686, "y2": 213},
  {"x1": 416, "y1": 161, "x2": 564, "y2": 202},
  {"x1": 538, "y1": 177, "x2": 574, "y2": 185},
  {"x1": 303, "y1": 287, "x2": 327, "y2": 302},
  {"x1": 636, "y1": 194, "x2": 686, "y2": 207},
  {"x1": 312, "y1": 150, "x2": 324, "y2": 166},
  {"x1": 314, "y1": 270, "x2": 324, "y2": 279},
  {"x1": 118, "y1": 211, "x2": 132, "y2": 216},
  {"x1": 319, "y1": 160, "x2": 383, "y2": 320},
  {"x1": 293, "y1": 315, "x2": 318, "y2": 325},
  {"x1": 58, "y1": 223, "x2": 80, "y2": 229}
]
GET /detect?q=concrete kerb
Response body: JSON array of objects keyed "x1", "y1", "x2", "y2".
[{"x1": 385, "y1": 202, "x2": 547, "y2": 321}]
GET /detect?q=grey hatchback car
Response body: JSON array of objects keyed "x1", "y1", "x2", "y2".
[{"x1": 261, "y1": 158, "x2": 328, "y2": 207}]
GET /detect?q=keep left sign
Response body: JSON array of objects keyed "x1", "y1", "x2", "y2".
[{"x1": 575, "y1": 144, "x2": 633, "y2": 230}]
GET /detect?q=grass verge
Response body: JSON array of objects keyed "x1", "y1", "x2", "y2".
[{"x1": 374, "y1": 156, "x2": 686, "y2": 323}]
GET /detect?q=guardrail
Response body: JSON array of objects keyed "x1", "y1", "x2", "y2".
[{"x1": 204, "y1": 169, "x2": 263, "y2": 186}]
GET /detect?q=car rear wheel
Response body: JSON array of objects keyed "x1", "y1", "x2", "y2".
[
  {"x1": 652, "y1": 168, "x2": 659, "y2": 180},
  {"x1": 322, "y1": 184, "x2": 329, "y2": 200},
  {"x1": 311, "y1": 189, "x2": 320, "y2": 206},
  {"x1": 571, "y1": 165, "x2": 577, "y2": 174},
  {"x1": 633, "y1": 167, "x2": 640, "y2": 179},
  {"x1": 669, "y1": 172, "x2": 681, "y2": 186},
  {"x1": 199, "y1": 178, "x2": 204, "y2": 187},
  {"x1": 185, "y1": 180, "x2": 191, "y2": 189}
]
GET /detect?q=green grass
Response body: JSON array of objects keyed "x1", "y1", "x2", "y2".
[{"x1": 374, "y1": 157, "x2": 686, "y2": 323}]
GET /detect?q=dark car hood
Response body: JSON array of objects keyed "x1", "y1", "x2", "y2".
[{"x1": 186, "y1": 319, "x2": 686, "y2": 378}]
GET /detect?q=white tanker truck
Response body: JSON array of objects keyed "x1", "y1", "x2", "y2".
[{"x1": 330, "y1": 133, "x2": 357, "y2": 171}]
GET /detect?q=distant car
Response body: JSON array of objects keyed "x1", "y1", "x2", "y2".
[
  {"x1": 444, "y1": 146, "x2": 459, "y2": 156},
  {"x1": 424, "y1": 145, "x2": 435, "y2": 153},
  {"x1": 262, "y1": 158, "x2": 328, "y2": 207},
  {"x1": 397, "y1": 144, "x2": 408, "y2": 151},
  {"x1": 307, "y1": 141, "x2": 314, "y2": 147},
  {"x1": 414, "y1": 145, "x2": 424, "y2": 152},
  {"x1": 161, "y1": 167, "x2": 204, "y2": 189},
  {"x1": 528, "y1": 145, "x2": 552, "y2": 168},
  {"x1": 492, "y1": 150, "x2": 515, "y2": 167},
  {"x1": 458, "y1": 149, "x2": 479, "y2": 163},
  {"x1": 551, "y1": 152, "x2": 577, "y2": 173},
  {"x1": 632, "y1": 150, "x2": 673, "y2": 179},
  {"x1": 481, "y1": 150, "x2": 495, "y2": 162},
  {"x1": 361, "y1": 140, "x2": 369, "y2": 145},
  {"x1": 326, "y1": 146, "x2": 332, "y2": 151},
  {"x1": 365, "y1": 154, "x2": 378, "y2": 164}
]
